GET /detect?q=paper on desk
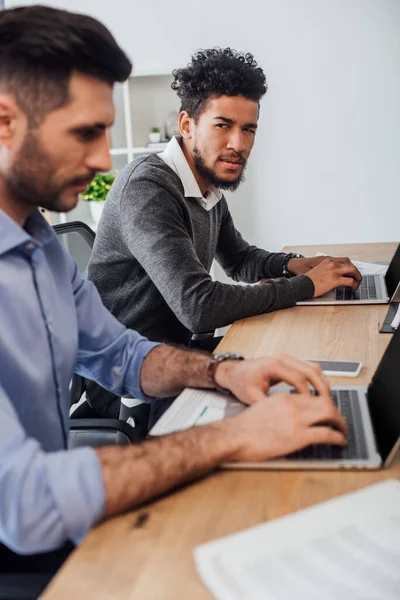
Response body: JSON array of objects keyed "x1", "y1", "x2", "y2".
[
  {"x1": 390, "y1": 303, "x2": 400, "y2": 329},
  {"x1": 149, "y1": 388, "x2": 243, "y2": 436},
  {"x1": 194, "y1": 479, "x2": 400, "y2": 600},
  {"x1": 315, "y1": 253, "x2": 388, "y2": 276}
]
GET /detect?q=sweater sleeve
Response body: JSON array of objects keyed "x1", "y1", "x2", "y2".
[
  {"x1": 215, "y1": 198, "x2": 289, "y2": 281},
  {"x1": 119, "y1": 177, "x2": 314, "y2": 333}
]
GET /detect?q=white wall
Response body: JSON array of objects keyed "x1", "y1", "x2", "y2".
[{"x1": 7, "y1": 0, "x2": 400, "y2": 251}]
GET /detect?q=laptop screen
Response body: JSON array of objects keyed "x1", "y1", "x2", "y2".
[
  {"x1": 384, "y1": 243, "x2": 400, "y2": 298},
  {"x1": 367, "y1": 326, "x2": 400, "y2": 462}
]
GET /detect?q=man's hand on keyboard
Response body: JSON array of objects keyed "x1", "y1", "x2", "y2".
[
  {"x1": 215, "y1": 353, "x2": 331, "y2": 406},
  {"x1": 304, "y1": 257, "x2": 362, "y2": 297},
  {"x1": 226, "y1": 392, "x2": 348, "y2": 462}
]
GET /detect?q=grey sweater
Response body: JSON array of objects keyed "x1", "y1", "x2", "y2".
[{"x1": 88, "y1": 154, "x2": 314, "y2": 346}]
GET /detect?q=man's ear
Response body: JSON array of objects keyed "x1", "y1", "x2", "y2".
[
  {"x1": 0, "y1": 94, "x2": 19, "y2": 148},
  {"x1": 178, "y1": 111, "x2": 193, "y2": 139}
]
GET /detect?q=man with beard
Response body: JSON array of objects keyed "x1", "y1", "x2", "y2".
[
  {"x1": 88, "y1": 48, "x2": 360, "y2": 420},
  {"x1": 0, "y1": 8, "x2": 347, "y2": 594}
]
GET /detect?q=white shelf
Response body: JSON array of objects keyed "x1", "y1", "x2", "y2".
[
  {"x1": 109, "y1": 74, "x2": 179, "y2": 170},
  {"x1": 109, "y1": 148, "x2": 129, "y2": 156},
  {"x1": 110, "y1": 145, "x2": 167, "y2": 157},
  {"x1": 131, "y1": 70, "x2": 172, "y2": 78}
]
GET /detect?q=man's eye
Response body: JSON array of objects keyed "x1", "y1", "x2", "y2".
[
  {"x1": 78, "y1": 129, "x2": 99, "y2": 141},
  {"x1": 215, "y1": 123, "x2": 228, "y2": 129},
  {"x1": 244, "y1": 128, "x2": 256, "y2": 135}
]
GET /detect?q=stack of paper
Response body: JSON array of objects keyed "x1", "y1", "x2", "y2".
[{"x1": 194, "y1": 480, "x2": 400, "y2": 600}]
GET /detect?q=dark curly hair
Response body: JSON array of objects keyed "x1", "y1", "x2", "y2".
[{"x1": 171, "y1": 47, "x2": 267, "y2": 120}]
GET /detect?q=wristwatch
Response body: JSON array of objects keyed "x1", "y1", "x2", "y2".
[
  {"x1": 207, "y1": 352, "x2": 244, "y2": 394},
  {"x1": 281, "y1": 252, "x2": 304, "y2": 277}
]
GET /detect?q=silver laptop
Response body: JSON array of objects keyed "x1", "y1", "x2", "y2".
[
  {"x1": 297, "y1": 244, "x2": 400, "y2": 305},
  {"x1": 150, "y1": 327, "x2": 400, "y2": 471}
]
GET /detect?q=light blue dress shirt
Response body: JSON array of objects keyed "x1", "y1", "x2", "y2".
[{"x1": 0, "y1": 208, "x2": 159, "y2": 554}]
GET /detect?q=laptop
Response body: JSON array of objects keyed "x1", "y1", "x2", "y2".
[
  {"x1": 296, "y1": 243, "x2": 400, "y2": 305},
  {"x1": 150, "y1": 328, "x2": 400, "y2": 471}
]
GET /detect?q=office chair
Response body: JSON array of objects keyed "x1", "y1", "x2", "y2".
[
  {"x1": 54, "y1": 221, "x2": 148, "y2": 447},
  {"x1": 0, "y1": 573, "x2": 57, "y2": 600}
]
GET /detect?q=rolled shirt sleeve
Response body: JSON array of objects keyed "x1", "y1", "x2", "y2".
[{"x1": 0, "y1": 384, "x2": 105, "y2": 554}]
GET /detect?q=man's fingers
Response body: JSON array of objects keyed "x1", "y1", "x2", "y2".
[
  {"x1": 314, "y1": 413, "x2": 348, "y2": 436},
  {"x1": 331, "y1": 257, "x2": 362, "y2": 279},
  {"x1": 340, "y1": 258, "x2": 362, "y2": 283},
  {"x1": 300, "y1": 360, "x2": 331, "y2": 397},
  {"x1": 321, "y1": 257, "x2": 362, "y2": 286},
  {"x1": 266, "y1": 356, "x2": 318, "y2": 395},
  {"x1": 242, "y1": 388, "x2": 269, "y2": 406},
  {"x1": 306, "y1": 426, "x2": 347, "y2": 447},
  {"x1": 269, "y1": 355, "x2": 331, "y2": 398},
  {"x1": 338, "y1": 276, "x2": 359, "y2": 290},
  {"x1": 283, "y1": 362, "x2": 329, "y2": 398},
  {"x1": 338, "y1": 263, "x2": 362, "y2": 281},
  {"x1": 304, "y1": 399, "x2": 347, "y2": 436},
  {"x1": 293, "y1": 394, "x2": 347, "y2": 435},
  {"x1": 269, "y1": 365, "x2": 311, "y2": 395},
  {"x1": 233, "y1": 391, "x2": 349, "y2": 462}
]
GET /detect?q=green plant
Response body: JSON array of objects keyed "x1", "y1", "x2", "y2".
[
  {"x1": 81, "y1": 172, "x2": 116, "y2": 202},
  {"x1": 151, "y1": 127, "x2": 161, "y2": 133}
]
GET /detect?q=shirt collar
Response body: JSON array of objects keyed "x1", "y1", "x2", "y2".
[
  {"x1": 0, "y1": 207, "x2": 56, "y2": 257},
  {"x1": 159, "y1": 136, "x2": 222, "y2": 211}
]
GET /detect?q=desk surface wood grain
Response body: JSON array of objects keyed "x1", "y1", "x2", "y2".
[{"x1": 41, "y1": 242, "x2": 400, "y2": 600}]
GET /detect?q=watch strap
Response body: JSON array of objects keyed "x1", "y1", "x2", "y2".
[
  {"x1": 282, "y1": 252, "x2": 304, "y2": 277},
  {"x1": 207, "y1": 352, "x2": 244, "y2": 394}
]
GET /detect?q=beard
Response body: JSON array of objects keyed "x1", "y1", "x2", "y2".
[
  {"x1": 193, "y1": 146, "x2": 247, "y2": 192},
  {"x1": 4, "y1": 129, "x2": 94, "y2": 213}
]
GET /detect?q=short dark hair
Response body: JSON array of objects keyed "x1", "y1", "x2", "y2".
[
  {"x1": 0, "y1": 5, "x2": 132, "y2": 125},
  {"x1": 171, "y1": 47, "x2": 267, "y2": 120}
]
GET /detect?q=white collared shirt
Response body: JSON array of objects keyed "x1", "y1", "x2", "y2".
[{"x1": 159, "y1": 136, "x2": 222, "y2": 211}]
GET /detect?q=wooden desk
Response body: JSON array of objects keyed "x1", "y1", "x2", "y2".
[
  {"x1": 41, "y1": 243, "x2": 400, "y2": 600},
  {"x1": 217, "y1": 242, "x2": 396, "y2": 388}
]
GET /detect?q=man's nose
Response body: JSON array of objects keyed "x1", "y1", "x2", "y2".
[
  {"x1": 85, "y1": 134, "x2": 112, "y2": 173},
  {"x1": 226, "y1": 129, "x2": 245, "y2": 153}
]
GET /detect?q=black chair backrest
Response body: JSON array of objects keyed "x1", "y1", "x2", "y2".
[
  {"x1": 53, "y1": 220, "x2": 142, "y2": 443},
  {"x1": 54, "y1": 221, "x2": 95, "y2": 408},
  {"x1": 53, "y1": 221, "x2": 95, "y2": 278}
]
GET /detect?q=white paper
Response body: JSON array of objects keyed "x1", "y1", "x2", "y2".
[
  {"x1": 194, "y1": 480, "x2": 400, "y2": 600},
  {"x1": 390, "y1": 304, "x2": 400, "y2": 329},
  {"x1": 315, "y1": 253, "x2": 388, "y2": 276},
  {"x1": 149, "y1": 388, "x2": 243, "y2": 436}
]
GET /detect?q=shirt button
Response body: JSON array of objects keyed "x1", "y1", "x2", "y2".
[{"x1": 25, "y1": 242, "x2": 35, "y2": 250}]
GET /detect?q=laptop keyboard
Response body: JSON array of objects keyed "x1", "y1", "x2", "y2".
[
  {"x1": 287, "y1": 389, "x2": 369, "y2": 461},
  {"x1": 335, "y1": 275, "x2": 377, "y2": 301}
]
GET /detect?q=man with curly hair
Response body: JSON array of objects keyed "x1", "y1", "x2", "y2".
[{"x1": 88, "y1": 48, "x2": 360, "y2": 421}]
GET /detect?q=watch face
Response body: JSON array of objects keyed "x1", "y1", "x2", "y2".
[{"x1": 213, "y1": 352, "x2": 244, "y2": 361}]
